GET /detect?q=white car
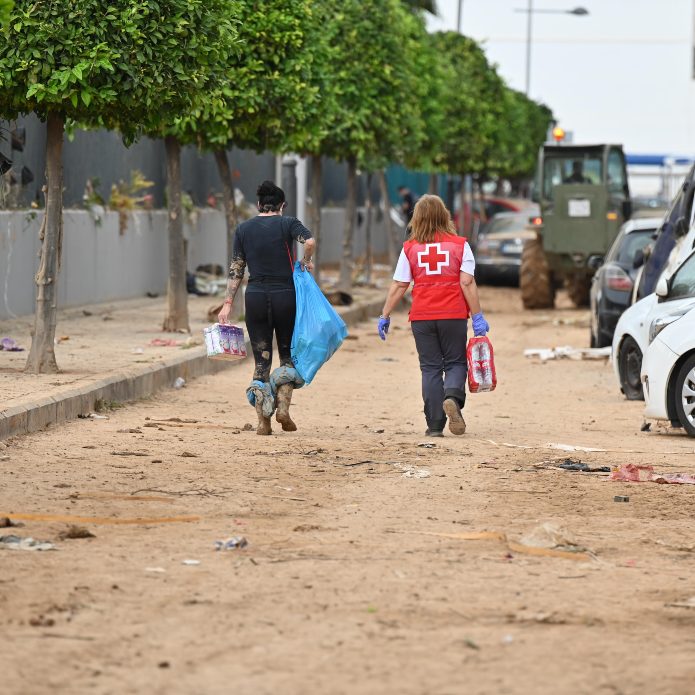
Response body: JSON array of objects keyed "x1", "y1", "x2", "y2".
[
  {"x1": 612, "y1": 248, "x2": 695, "y2": 400},
  {"x1": 642, "y1": 293, "x2": 695, "y2": 435}
]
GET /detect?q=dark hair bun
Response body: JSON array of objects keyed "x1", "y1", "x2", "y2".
[{"x1": 256, "y1": 180, "x2": 286, "y2": 212}]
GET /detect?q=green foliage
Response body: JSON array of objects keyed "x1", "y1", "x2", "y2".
[
  {"x1": 0, "y1": 1, "x2": 239, "y2": 139},
  {"x1": 0, "y1": 0, "x2": 13, "y2": 27},
  {"x1": 167, "y1": 0, "x2": 318, "y2": 152}
]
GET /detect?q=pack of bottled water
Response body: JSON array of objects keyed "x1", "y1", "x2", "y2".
[
  {"x1": 467, "y1": 336, "x2": 497, "y2": 393},
  {"x1": 203, "y1": 323, "x2": 247, "y2": 361}
]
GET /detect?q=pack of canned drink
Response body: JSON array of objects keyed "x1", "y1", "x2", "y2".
[{"x1": 203, "y1": 323, "x2": 247, "y2": 361}]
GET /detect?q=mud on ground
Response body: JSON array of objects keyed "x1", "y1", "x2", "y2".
[{"x1": 1, "y1": 287, "x2": 695, "y2": 695}]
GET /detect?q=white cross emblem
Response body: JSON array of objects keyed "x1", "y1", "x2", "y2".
[{"x1": 417, "y1": 243, "x2": 449, "y2": 275}]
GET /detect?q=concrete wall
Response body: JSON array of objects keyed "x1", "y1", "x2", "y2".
[{"x1": 0, "y1": 207, "x2": 393, "y2": 320}]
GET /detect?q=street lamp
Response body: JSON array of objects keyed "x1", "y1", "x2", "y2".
[{"x1": 514, "y1": 3, "x2": 589, "y2": 96}]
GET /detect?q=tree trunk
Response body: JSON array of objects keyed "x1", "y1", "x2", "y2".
[
  {"x1": 428, "y1": 172, "x2": 438, "y2": 194},
  {"x1": 339, "y1": 156, "x2": 357, "y2": 291},
  {"x1": 309, "y1": 154, "x2": 323, "y2": 285},
  {"x1": 377, "y1": 169, "x2": 398, "y2": 267},
  {"x1": 25, "y1": 112, "x2": 64, "y2": 374},
  {"x1": 458, "y1": 174, "x2": 466, "y2": 236},
  {"x1": 364, "y1": 172, "x2": 373, "y2": 284},
  {"x1": 162, "y1": 136, "x2": 190, "y2": 333},
  {"x1": 214, "y1": 148, "x2": 238, "y2": 269}
]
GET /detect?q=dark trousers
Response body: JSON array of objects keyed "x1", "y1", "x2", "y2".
[
  {"x1": 245, "y1": 285, "x2": 296, "y2": 382},
  {"x1": 411, "y1": 319, "x2": 468, "y2": 431}
]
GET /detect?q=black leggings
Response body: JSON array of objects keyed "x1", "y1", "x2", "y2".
[{"x1": 245, "y1": 286, "x2": 296, "y2": 382}]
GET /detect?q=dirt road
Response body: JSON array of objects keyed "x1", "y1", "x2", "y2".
[{"x1": 2, "y1": 286, "x2": 695, "y2": 695}]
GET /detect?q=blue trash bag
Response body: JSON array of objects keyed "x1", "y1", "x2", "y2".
[{"x1": 291, "y1": 261, "x2": 348, "y2": 384}]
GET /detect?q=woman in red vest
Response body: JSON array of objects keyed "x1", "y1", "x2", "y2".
[{"x1": 377, "y1": 194, "x2": 489, "y2": 437}]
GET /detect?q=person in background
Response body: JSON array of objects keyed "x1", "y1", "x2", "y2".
[
  {"x1": 377, "y1": 194, "x2": 489, "y2": 437},
  {"x1": 398, "y1": 185, "x2": 416, "y2": 225},
  {"x1": 218, "y1": 181, "x2": 315, "y2": 435},
  {"x1": 564, "y1": 160, "x2": 590, "y2": 184}
]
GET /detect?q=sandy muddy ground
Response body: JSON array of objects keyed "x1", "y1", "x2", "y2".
[{"x1": 2, "y1": 286, "x2": 695, "y2": 695}]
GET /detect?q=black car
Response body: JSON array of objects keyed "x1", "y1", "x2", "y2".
[{"x1": 590, "y1": 217, "x2": 660, "y2": 347}]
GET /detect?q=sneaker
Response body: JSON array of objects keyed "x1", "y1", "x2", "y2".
[
  {"x1": 424, "y1": 428, "x2": 444, "y2": 438},
  {"x1": 443, "y1": 398, "x2": 466, "y2": 435}
]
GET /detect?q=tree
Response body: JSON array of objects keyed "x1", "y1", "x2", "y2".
[
  {"x1": 170, "y1": 0, "x2": 321, "y2": 274},
  {"x1": 0, "y1": 0, "x2": 13, "y2": 26},
  {"x1": 0, "y1": 1, "x2": 238, "y2": 370},
  {"x1": 316, "y1": 0, "x2": 424, "y2": 291}
]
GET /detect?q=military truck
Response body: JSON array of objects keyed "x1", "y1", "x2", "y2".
[{"x1": 521, "y1": 143, "x2": 632, "y2": 308}]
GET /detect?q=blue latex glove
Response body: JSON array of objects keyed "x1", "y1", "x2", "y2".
[
  {"x1": 471, "y1": 312, "x2": 489, "y2": 337},
  {"x1": 378, "y1": 316, "x2": 391, "y2": 341}
]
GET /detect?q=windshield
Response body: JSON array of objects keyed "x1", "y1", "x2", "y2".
[
  {"x1": 669, "y1": 251, "x2": 695, "y2": 300},
  {"x1": 487, "y1": 215, "x2": 526, "y2": 235},
  {"x1": 543, "y1": 154, "x2": 602, "y2": 199},
  {"x1": 615, "y1": 230, "x2": 654, "y2": 265}
]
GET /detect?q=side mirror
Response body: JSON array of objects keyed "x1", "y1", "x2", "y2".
[
  {"x1": 633, "y1": 248, "x2": 645, "y2": 269},
  {"x1": 655, "y1": 275, "x2": 669, "y2": 298},
  {"x1": 622, "y1": 200, "x2": 632, "y2": 220},
  {"x1": 675, "y1": 216, "x2": 688, "y2": 238},
  {"x1": 587, "y1": 255, "x2": 603, "y2": 271}
]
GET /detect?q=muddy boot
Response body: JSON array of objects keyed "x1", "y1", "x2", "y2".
[
  {"x1": 275, "y1": 384, "x2": 297, "y2": 432},
  {"x1": 256, "y1": 400, "x2": 272, "y2": 436},
  {"x1": 443, "y1": 398, "x2": 466, "y2": 435}
]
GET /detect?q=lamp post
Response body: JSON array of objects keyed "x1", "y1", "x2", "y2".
[{"x1": 515, "y1": 3, "x2": 589, "y2": 96}]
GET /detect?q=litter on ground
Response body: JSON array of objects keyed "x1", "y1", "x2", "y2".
[
  {"x1": 0, "y1": 535, "x2": 56, "y2": 551},
  {"x1": 524, "y1": 346, "x2": 611, "y2": 362},
  {"x1": 611, "y1": 464, "x2": 695, "y2": 485}
]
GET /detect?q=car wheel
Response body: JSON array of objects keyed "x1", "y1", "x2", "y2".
[
  {"x1": 618, "y1": 336, "x2": 644, "y2": 401},
  {"x1": 674, "y1": 354, "x2": 695, "y2": 436}
]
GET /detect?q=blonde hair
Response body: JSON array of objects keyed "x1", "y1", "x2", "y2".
[{"x1": 408, "y1": 194, "x2": 457, "y2": 243}]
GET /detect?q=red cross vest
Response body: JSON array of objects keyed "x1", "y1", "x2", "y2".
[{"x1": 403, "y1": 233, "x2": 470, "y2": 321}]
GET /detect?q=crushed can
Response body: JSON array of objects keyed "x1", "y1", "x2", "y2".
[
  {"x1": 467, "y1": 335, "x2": 497, "y2": 393},
  {"x1": 203, "y1": 323, "x2": 247, "y2": 361}
]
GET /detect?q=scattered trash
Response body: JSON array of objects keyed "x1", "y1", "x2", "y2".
[
  {"x1": 110, "y1": 450, "x2": 149, "y2": 457},
  {"x1": 524, "y1": 346, "x2": 611, "y2": 362},
  {"x1": 611, "y1": 464, "x2": 695, "y2": 485},
  {"x1": 117, "y1": 428, "x2": 142, "y2": 434},
  {"x1": 614, "y1": 496, "x2": 630, "y2": 503},
  {"x1": 182, "y1": 559, "x2": 201, "y2": 566},
  {"x1": 58, "y1": 525, "x2": 95, "y2": 540},
  {"x1": 0, "y1": 535, "x2": 56, "y2": 551},
  {"x1": 131, "y1": 347, "x2": 145, "y2": 355},
  {"x1": 173, "y1": 377, "x2": 186, "y2": 389},
  {"x1": 393, "y1": 463, "x2": 431, "y2": 479},
  {"x1": 55, "y1": 335, "x2": 70, "y2": 344},
  {"x1": 519, "y1": 522, "x2": 587, "y2": 554},
  {"x1": 665, "y1": 597, "x2": 695, "y2": 609},
  {"x1": 640, "y1": 422, "x2": 651, "y2": 432},
  {"x1": 558, "y1": 460, "x2": 611, "y2": 473},
  {"x1": 149, "y1": 338, "x2": 183, "y2": 347},
  {"x1": 214, "y1": 536, "x2": 248, "y2": 550},
  {"x1": 372, "y1": 429, "x2": 385, "y2": 434},
  {"x1": 502, "y1": 634, "x2": 514, "y2": 645},
  {"x1": 546, "y1": 443, "x2": 607, "y2": 453},
  {"x1": 145, "y1": 567, "x2": 166, "y2": 573},
  {"x1": 417, "y1": 442, "x2": 437, "y2": 448},
  {"x1": 0, "y1": 337, "x2": 24, "y2": 351},
  {"x1": 78, "y1": 413, "x2": 109, "y2": 420}
]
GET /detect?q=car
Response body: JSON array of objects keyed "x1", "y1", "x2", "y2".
[
  {"x1": 475, "y1": 209, "x2": 540, "y2": 285},
  {"x1": 613, "y1": 248, "x2": 695, "y2": 400},
  {"x1": 642, "y1": 275, "x2": 695, "y2": 435},
  {"x1": 635, "y1": 165, "x2": 695, "y2": 301},
  {"x1": 454, "y1": 197, "x2": 534, "y2": 238},
  {"x1": 589, "y1": 217, "x2": 660, "y2": 348}
]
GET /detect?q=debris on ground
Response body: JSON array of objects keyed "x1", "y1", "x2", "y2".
[
  {"x1": 393, "y1": 462, "x2": 431, "y2": 479},
  {"x1": 214, "y1": 536, "x2": 248, "y2": 550},
  {"x1": 546, "y1": 443, "x2": 607, "y2": 453},
  {"x1": 665, "y1": 597, "x2": 695, "y2": 609},
  {"x1": 242, "y1": 423, "x2": 254, "y2": 431},
  {"x1": 641, "y1": 422, "x2": 651, "y2": 432},
  {"x1": 524, "y1": 346, "x2": 611, "y2": 362},
  {"x1": 418, "y1": 442, "x2": 437, "y2": 448},
  {"x1": 182, "y1": 559, "x2": 201, "y2": 566},
  {"x1": 78, "y1": 413, "x2": 109, "y2": 420},
  {"x1": 558, "y1": 459, "x2": 611, "y2": 473},
  {"x1": 611, "y1": 464, "x2": 695, "y2": 485},
  {"x1": 519, "y1": 522, "x2": 588, "y2": 554},
  {"x1": 614, "y1": 496, "x2": 630, "y2": 503},
  {"x1": 0, "y1": 535, "x2": 57, "y2": 551},
  {"x1": 29, "y1": 615, "x2": 56, "y2": 627},
  {"x1": 145, "y1": 567, "x2": 166, "y2": 573},
  {"x1": 0, "y1": 517, "x2": 20, "y2": 528},
  {"x1": 0, "y1": 337, "x2": 24, "y2": 351},
  {"x1": 58, "y1": 525, "x2": 96, "y2": 540},
  {"x1": 173, "y1": 377, "x2": 186, "y2": 389}
]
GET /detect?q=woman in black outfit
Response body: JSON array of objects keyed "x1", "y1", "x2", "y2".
[{"x1": 218, "y1": 181, "x2": 315, "y2": 435}]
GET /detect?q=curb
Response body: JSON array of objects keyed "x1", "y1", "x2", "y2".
[{"x1": 0, "y1": 298, "x2": 384, "y2": 441}]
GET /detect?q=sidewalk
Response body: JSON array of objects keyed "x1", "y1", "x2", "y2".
[{"x1": 0, "y1": 285, "x2": 386, "y2": 439}]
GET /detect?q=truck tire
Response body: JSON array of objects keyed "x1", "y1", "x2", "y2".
[
  {"x1": 567, "y1": 274, "x2": 590, "y2": 307},
  {"x1": 520, "y1": 237, "x2": 555, "y2": 309}
]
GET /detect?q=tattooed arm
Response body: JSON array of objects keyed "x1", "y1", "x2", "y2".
[{"x1": 218, "y1": 229, "x2": 246, "y2": 324}]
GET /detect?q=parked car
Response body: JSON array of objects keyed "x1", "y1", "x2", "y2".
[
  {"x1": 589, "y1": 217, "x2": 661, "y2": 347},
  {"x1": 612, "y1": 248, "x2": 695, "y2": 400},
  {"x1": 475, "y1": 209, "x2": 540, "y2": 285},
  {"x1": 635, "y1": 165, "x2": 695, "y2": 301},
  {"x1": 642, "y1": 289, "x2": 695, "y2": 435},
  {"x1": 454, "y1": 197, "x2": 534, "y2": 239}
]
